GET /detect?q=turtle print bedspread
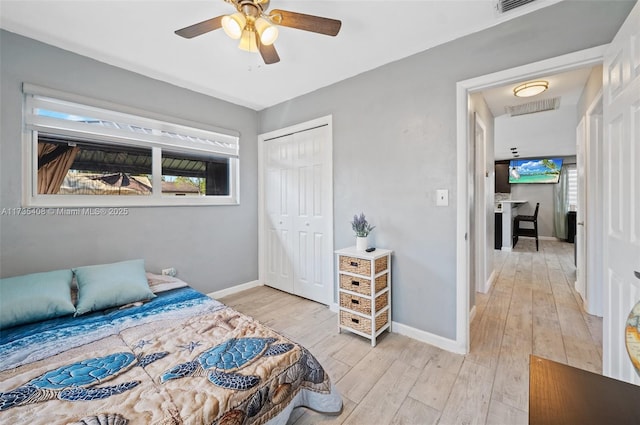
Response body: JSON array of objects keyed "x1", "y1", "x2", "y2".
[{"x1": 0, "y1": 286, "x2": 342, "y2": 424}]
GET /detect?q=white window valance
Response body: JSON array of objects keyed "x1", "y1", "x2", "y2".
[{"x1": 23, "y1": 83, "x2": 239, "y2": 158}]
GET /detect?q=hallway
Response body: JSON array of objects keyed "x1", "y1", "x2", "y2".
[{"x1": 469, "y1": 239, "x2": 602, "y2": 422}]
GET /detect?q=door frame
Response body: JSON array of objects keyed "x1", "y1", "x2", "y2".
[
  {"x1": 454, "y1": 45, "x2": 607, "y2": 354},
  {"x1": 581, "y1": 91, "x2": 604, "y2": 316},
  {"x1": 474, "y1": 114, "x2": 491, "y2": 294},
  {"x1": 258, "y1": 115, "x2": 335, "y2": 305}
]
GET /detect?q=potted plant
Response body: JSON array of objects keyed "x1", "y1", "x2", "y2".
[{"x1": 351, "y1": 212, "x2": 375, "y2": 251}]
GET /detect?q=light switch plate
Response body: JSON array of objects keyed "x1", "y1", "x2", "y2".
[{"x1": 436, "y1": 189, "x2": 449, "y2": 206}]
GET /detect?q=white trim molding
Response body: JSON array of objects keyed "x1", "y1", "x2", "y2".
[
  {"x1": 207, "y1": 280, "x2": 262, "y2": 300},
  {"x1": 392, "y1": 321, "x2": 465, "y2": 354},
  {"x1": 469, "y1": 305, "x2": 478, "y2": 323},
  {"x1": 479, "y1": 269, "x2": 497, "y2": 294}
]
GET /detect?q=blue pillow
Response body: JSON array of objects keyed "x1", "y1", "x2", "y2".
[
  {"x1": 73, "y1": 259, "x2": 155, "y2": 315},
  {"x1": 0, "y1": 269, "x2": 75, "y2": 328}
]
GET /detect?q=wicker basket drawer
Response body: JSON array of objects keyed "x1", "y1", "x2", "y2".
[
  {"x1": 339, "y1": 273, "x2": 388, "y2": 296},
  {"x1": 340, "y1": 310, "x2": 389, "y2": 336},
  {"x1": 339, "y1": 273, "x2": 371, "y2": 295},
  {"x1": 340, "y1": 291, "x2": 388, "y2": 315},
  {"x1": 339, "y1": 255, "x2": 388, "y2": 275},
  {"x1": 339, "y1": 255, "x2": 370, "y2": 275}
]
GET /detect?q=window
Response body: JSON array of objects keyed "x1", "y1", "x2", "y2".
[
  {"x1": 23, "y1": 84, "x2": 239, "y2": 207},
  {"x1": 566, "y1": 165, "x2": 578, "y2": 209}
]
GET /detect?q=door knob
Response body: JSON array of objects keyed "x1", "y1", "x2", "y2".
[{"x1": 577, "y1": 222, "x2": 584, "y2": 226}]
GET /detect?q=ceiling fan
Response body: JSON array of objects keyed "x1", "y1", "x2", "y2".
[{"x1": 175, "y1": 0, "x2": 342, "y2": 65}]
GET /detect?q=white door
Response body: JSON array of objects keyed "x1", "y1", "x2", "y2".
[
  {"x1": 602, "y1": 2, "x2": 640, "y2": 385},
  {"x1": 265, "y1": 136, "x2": 294, "y2": 293},
  {"x1": 262, "y1": 120, "x2": 333, "y2": 305},
  {"x1": 290, "y1": 127, "x2": 332, "y2": 303},
  {"x1": 585, "y1": 98, "x2": 604, "y2": 317},
  {"x1": 577, "y1": 99, "x2": 605, "y2": 316},
  {"x1": 575, "y1": 117, "x2": 587, "y2": 302}
]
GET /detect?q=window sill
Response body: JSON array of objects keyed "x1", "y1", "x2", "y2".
[{"x1": 24, "y1": 194, "x2": 239, "y2": 208}]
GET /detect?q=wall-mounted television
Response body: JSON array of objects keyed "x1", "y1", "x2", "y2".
[{"x1": 508, "y1": 158, "x2": 563, "y2": 184}]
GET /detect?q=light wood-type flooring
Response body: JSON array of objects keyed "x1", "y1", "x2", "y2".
[{"x1": 218, "y1": 240, "x2": 602, "y2": 425}]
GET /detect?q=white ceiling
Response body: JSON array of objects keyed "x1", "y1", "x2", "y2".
[
  {"x1": 484, "y1": 65, "x2": 595, "y2": 161},
  {"x1": 482, "y1": 67, "x2": 593, "y2": 118},
  {"x1": 0, "y1": 0, "x2": 564, "y2": 111}
]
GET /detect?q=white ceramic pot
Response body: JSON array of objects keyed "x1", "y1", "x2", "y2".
[{"x1": 356, "y1": 236, "x2": 368, "y2": 251}]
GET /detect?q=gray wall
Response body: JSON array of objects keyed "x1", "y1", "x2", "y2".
[
  {"x1": 0, "y1": 0, "x2": 634, "y2": 342},
  {"x1": 0, "y1": 30, "x2": 259, "y2": 294},
  {"x1": 258, "y1": 1, "x2": 634, "y2": 340},
  {"x1": 509, "y1": 184, "x2": 556, "y2": 237}
]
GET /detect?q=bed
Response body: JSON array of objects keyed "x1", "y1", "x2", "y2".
[{"x1": 0, "y1": 260, "x2": 342, "y2": 424}]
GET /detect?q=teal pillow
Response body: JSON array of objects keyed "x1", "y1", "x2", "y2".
[
  {"x1": 0, "y1": 269, "x2": 75, "y2": 328},
  {"x1": 73, "y1": 259, "x2": 155, "y2": 315}
]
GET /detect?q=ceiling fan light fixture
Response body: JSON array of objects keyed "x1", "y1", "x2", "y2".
[
  {"x1": 255, "y1": 17, "x2": 278, "y2": 45},
  {"x1": 513, "y1": 80, "x2": 549, "y2": 98},
  {"x1": 222, "y1": 12, "x2": 247, "y2": 39},
  {"x1": 174, "y1": 1, "x2": 343, "y2": 65},
  {"x1": 238, "y1": 29, "x2": 258, "y2": 52}
]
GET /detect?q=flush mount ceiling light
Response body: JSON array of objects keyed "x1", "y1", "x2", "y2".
[
  {"x1": 513, "y1": 80, "x2": 549, "y2": 98},
  {"x1": 175, "y1": 0, "x2": 342, "y2": 64}
]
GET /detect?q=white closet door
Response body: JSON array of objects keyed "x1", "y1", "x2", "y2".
[
  {"x1": 602, "y1": 2, "x2": 640, "y2": 384},
  {"x1": 265, "y1": 136, "x2": 294, "y2": 294},
  {"x1": 291, "y1": 126, "x2": 331, "y2": 303},
  {"x1": 263, "y1": 122, "x2": 332, "y2": 305}
]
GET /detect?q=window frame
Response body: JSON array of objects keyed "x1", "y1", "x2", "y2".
[
  {"x1": 22, "y1": 84, "x2": 240, "y2": 207},
  {"x1": 566, "y1": 164, "x2": 578, "y2": 209}
]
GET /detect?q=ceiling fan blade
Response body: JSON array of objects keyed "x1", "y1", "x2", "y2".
[
  {"x1": 258, "y1": 40, "x2": 280, "y2": 64},
  {"x1": 175, "y1": 16, "x2": 224, "y2": 39},
  {"x1": 269, "y1": 9, "x2": 341, "y2": 36}
]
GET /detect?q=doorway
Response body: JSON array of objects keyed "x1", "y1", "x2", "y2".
[{"x1": 455, "y1": 46, "x2": 607, "y2": 354}]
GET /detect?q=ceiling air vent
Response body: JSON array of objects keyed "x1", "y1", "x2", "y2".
[
  {"x1": 496, "y1": 0, "x2": 537, "y2": 13},
  {"x1": 505, "y1": 97, "x2": 561, "y2": 116}
]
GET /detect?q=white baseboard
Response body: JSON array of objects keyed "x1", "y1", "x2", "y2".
[
  {"x1": 207, "y1": 280, "x2": 262, "y2": 299},
  {"x1": 480, "y1": 270, "x2": 497, "y2": 294},
  {"x1": 469, "y1": 305, "x2": 477, "y2": 323},
  {"x1": 391, "y1": 321, "x2": 465, "y2": 354},
  {"x1": 329, "y1": 303, "x2": 339, "y2": 313}
]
